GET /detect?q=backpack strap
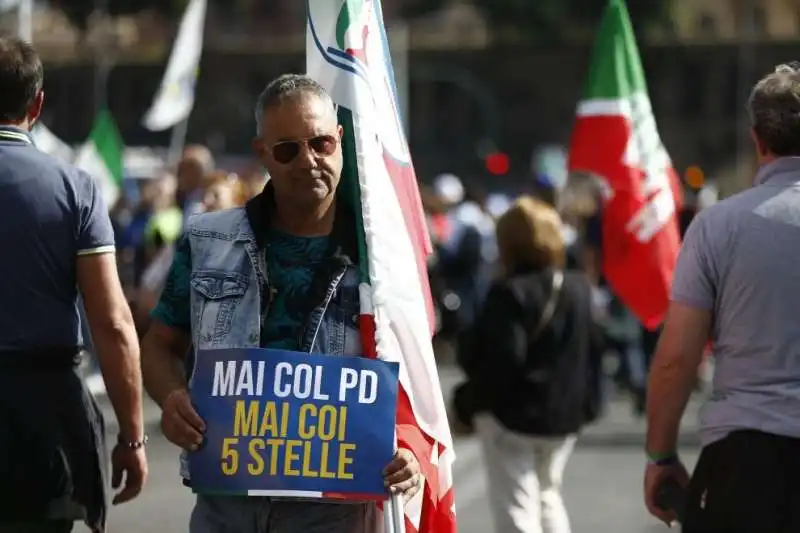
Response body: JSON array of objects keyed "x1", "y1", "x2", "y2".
[{"x1": 529, "y1": 270, "x2": 564, "y2": 343}]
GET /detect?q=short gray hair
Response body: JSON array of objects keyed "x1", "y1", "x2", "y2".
[
  {"x1": 254, "y1": 73, "x2": 334, "y2": 132},
  {"x1": 748, "y1": 63, "x2": 800, "y2": 156}
]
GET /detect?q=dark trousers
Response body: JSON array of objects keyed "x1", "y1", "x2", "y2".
[
  {"x1": 683, "y1": 430, "x2": 800, "y2": 533},
  {"x1": 0, "y1": 521, "x2": 73, "y2": 533}
]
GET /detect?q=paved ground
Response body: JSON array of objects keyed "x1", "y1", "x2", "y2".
[{"x1": 76, "y1": 366, "x2": 704, "y2": 533}]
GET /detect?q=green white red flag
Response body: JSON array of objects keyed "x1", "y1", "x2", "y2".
[
  {"x1": 567, "y1": 0, "x2": 682, "y2": 329},
  {"x1": 306, "y1": 1, "x2": 456, "y2": 531},
  {"x1": 73, "y1": 109, "x2": 124, "y2": 209}
]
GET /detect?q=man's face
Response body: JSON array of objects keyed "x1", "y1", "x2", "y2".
[{"x1": 252, "y1": 92, "x2": 343, "y2": 210}]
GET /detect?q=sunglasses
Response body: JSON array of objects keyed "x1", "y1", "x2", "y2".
[{"x1": 271, "y1": 135, "x2": 338, "y2": 164}]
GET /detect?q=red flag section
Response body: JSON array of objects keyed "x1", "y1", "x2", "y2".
[{"x1": 568, "y1": 0, "x2": 682, "y2": 329}]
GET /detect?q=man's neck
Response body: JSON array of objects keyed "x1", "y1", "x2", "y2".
[
  {"x1": 272, "y1": 197, "x2": 336, "y2": 237},
  {"x1": 0, "y1": 119, "x2": 31, "y2": 131}
]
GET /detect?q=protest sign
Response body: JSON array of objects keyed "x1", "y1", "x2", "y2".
[{"x1": 189, "y1": 348, "x2": 399, "y2": 499}]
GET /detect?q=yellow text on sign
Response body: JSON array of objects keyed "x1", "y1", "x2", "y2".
[
  {"x1": 233, "y1": 400, "x2": 348, "y2": 441},
  {"x1": 220, "y1": 437, "x2": 356, "y2": 479},
  {"x1": 223, "y1": 400, "x2": 355, "y2": 479}
]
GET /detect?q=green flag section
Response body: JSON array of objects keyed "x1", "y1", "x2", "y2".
[
  {"x1": 74, "y1": 109, "x2": 124, "y2": 208},
  {"x1": 582, "y1": 0, "x2": 646, "y2": 102},
  {"x1": 567, "y1": 0, "x2": 682, "y2": 330}
]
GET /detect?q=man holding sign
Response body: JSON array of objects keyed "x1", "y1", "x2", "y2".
[{"x1": 141, "y1": 74, "x2": 420, "y2": 533}]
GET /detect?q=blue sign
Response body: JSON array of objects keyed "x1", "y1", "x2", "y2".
[{"x1": 189, "y1": 348, "x2": 400, "y2": 499}]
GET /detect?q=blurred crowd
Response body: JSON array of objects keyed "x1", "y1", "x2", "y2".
[
  {"x1": 104, "y1": 140, "x2": 714, "y2": 422},
  {"x1": 106, "y1": 144, "x2": 266, "y2": 334},
  {"x1": 420, "y1": 169, "x2": 713, "y2": 417}
]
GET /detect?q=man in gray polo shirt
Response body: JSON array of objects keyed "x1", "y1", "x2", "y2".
[{"x1": 644, "y1": 63, "x2": 800, "y2": 532}]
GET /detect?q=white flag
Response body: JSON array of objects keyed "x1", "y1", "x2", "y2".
[
  {"x1": 306, "y1": 2, "x2": 456, "y2": 531},
  {"x1": 142, "y1": 0, "x2": 206, "y2": 131}
]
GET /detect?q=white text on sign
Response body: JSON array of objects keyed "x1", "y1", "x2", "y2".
[{"x1": 210, "y1": 360, "x2": 379, "y2": 404}]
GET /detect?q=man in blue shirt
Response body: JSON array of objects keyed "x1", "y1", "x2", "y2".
[
  {"x1": 141, "y1": 74, "x2": 421, "y2": 533},
  {"x1": 0, "y1": 37, "x2": 147, "y2": 532}
]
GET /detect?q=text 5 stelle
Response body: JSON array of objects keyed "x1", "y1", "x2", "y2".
[{"x1": 220, "y1": 400, "x2": 356, "y2": 479}]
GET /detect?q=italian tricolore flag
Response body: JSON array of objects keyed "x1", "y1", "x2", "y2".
[
  {"x1": 73, "y1": 109, "x2": 124, "y2": 209},
  {"x1": 307, "y1": 1, "x2": 456, "y2": 532},
  {"x1": 568, "y1": 0, "x2": 682, "y2": 329}
]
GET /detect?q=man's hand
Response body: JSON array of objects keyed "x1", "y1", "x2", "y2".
[
  {"x1": 383, "y1": 448, "x2": 422, "y2": 501},
  {"x1": 111, "y1": 445, "x2": 148, "y2": 505},
  {"x1": 644, "y1": 460, "x2": 690, "y2": 526},
  {"x1": 160, "y1": 388, "x2": 206, "y2": 451}
]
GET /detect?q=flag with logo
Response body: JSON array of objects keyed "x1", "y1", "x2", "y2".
[
  {"x1": 143, "y1": 0, "x2": 206, "y2": 131},
  {"x1": 74, "y1": 110, "x2": 124, "y2": 207},
  {"x1": 567, "y1": 0, "x2": 682, "y2": 329},
  {"x1": 306, "y1": 1, "x2": 456, "y2": 532}
]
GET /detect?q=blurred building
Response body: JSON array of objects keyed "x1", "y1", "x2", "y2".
[
  {"x1": 12, "y1": 0, "x2": 800, "y2": 192},
  {"x1": 672, "y1": 0, "x2": 800, "y2": 40}
]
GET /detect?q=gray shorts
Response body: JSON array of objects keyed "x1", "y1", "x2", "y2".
[{"x1": 189, "y1": 495, "x2": 376, "y2": 533}]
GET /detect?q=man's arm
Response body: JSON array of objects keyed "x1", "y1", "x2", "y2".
[
  {"x1": 141, "y1": 322, "x2": 191, "y2": 407},
  {"x1": 646, "y1": 302, "x2": 711, "y2": 456},
  {"x1": 141, "y1": 237, "x2": 193, "y2": 407},
  {"x1": 74, "y1": 171, "x2": 143, "y2": 441},
  {"x1": 78, "y1": 253, "x2": 143, "y2": 441},
  {"x1": 646, "y1": 214, "x2": 716, "y2": 457}
]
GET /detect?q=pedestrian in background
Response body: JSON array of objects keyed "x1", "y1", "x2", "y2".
[
  {"x1": 645, "y1": 63, "x2": 800, "y2": 532},
  {"x1": 452, "y1": 196, "x2": 604, "y2": 533},
  {"x1": 0, "y1": 37, "x2": 147, "y2": 533}
]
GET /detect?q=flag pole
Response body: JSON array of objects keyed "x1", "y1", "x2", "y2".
[
  {"x1": 167, "y1": 117, "x2": 189, "y2": 167},
  {"x1": 382, "y1": 437, "x2": 406, "y2": 533},
  {"x1": 388, "y1": 492, "x2": 405, "y2": 533}
]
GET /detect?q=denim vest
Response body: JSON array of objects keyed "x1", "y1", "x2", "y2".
[{"x1": 179, "y1": 193, "x2": 364, "y2": 481}]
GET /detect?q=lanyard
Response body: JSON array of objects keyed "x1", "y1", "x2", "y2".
[{"x1": 0, "y1": 130, "x2": 31, "y2": 144}]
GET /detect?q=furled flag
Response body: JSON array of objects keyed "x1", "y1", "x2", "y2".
[
  {"x1": 74, "y1": 109, "x2": 124, "y2": 208},
  {"x1": 567, "y1": 0, "x2": 682, "y2": 329},
  {"x1": 143, "y1": 0, "x2": 206, "y2": 131},
  {"x1": 306, "y1": 1, "x2": 456, "y2": 532}
]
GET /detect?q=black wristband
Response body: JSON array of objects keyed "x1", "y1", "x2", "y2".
[{"x1": 647, "y1": 452, "x2": 679, "y2": 466}]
